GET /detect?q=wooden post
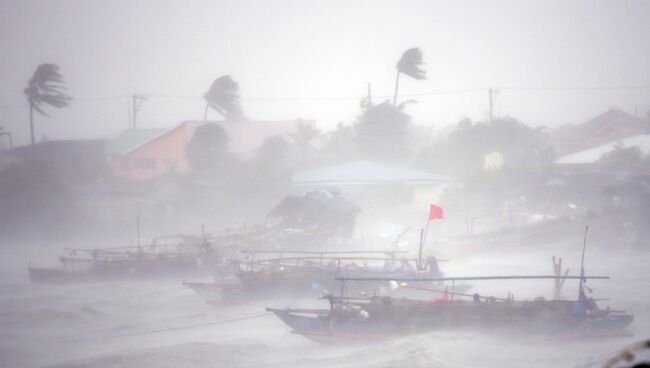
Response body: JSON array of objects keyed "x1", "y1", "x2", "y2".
[
  {"x1": 451, "y1": 280, "x2": 455, "y2": 301},
  {"x1": 136, "y1": 212, "x2": 142, "y2": 257},
  {"x1": 552, "y1": 256, "x2": 569, "y2": 300}
]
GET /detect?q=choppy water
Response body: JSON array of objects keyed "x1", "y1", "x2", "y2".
[{"x1": 1, "y1": 241, "x2": 649, "y2": 368}]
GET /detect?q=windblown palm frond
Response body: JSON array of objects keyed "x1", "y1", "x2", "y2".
[
  {"x1": 393, "y1": 47, "x2": 427, "y2": 106},
  {"x1": 24, "y1": 63, "x2": 72, "y2": 117},
  {"x1": 24, "y1": 63, "x2": 72, "y2": 145},
  {"x1": 396, "y1": 48, "x2": 427, "y2": 80},
  {"x1": 204, "y1": 75, "x2": 244, "y2": 121}
]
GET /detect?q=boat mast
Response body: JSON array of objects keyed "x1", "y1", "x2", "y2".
[
  {"x1": 417, "y1": 228, "x2": 425, "y2": 270},
  {"x1": 578, "y1": 225, "x2": 589, "y2": 301}
]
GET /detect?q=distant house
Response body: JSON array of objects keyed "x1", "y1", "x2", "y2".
[
  {"x1": 105, "y1": 124, "x2": 193, "y2": 181},
  {"x1": 292, "y1": 161, "x2": 458, "y2": 188},
  {"x1": 268, "y1": 189, "x2": 360, "y2": 237},
  {"x1": 291, "y1": 161, "x2": 460, "y2": 229},
  {"x1": 107, "y1": 119, "x2": 311, "y2": 181},
  {"x1": 484, "y1": 152, "x2": 505, "y2": 170},
  {"x1": 555, "y1": 134, "x2": 650, "y2": 166},
  {"x1": 550, "y1": 109, "x2": 648, "y2": 155}
]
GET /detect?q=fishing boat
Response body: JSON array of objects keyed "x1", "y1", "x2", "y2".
[
  {"x1": 28, "y1": 235, "x2": 220, "y2": 283},
  {"x1": 184, "y1": 249, "x2": 468, "y2": 303},
  {"x1": 267, "y1": 275, "x2": 634, "y2": 341}
]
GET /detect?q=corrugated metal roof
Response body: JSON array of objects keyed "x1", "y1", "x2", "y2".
[
  {"x1": 292, "y1": 161, "x2": 458, "y2": 185},
  {"x1": 555, "y1": 134, "x2": 650, "y2": 165},
  {"x1": 104, "y1": 128, "x2": 167, "y2": 156}
]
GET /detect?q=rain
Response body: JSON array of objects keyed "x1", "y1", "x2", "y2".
[{"x1": 1, "y1": 1, "x2": 649, "y2": 367}]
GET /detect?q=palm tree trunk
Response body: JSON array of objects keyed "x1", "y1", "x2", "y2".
[
  {"x1": 392, "y1": 71, "x2": 401, "y2": 107},
  {"x1": 203, "y1": 103, "x2": 209, "y2": 121},
  {"x1": 29, "y1": 103, "x2": 35, "y2": 145}
]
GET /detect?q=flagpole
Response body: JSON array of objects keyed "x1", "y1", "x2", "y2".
[{"x1": 421, "y1": 204, "x2": 442, "y2": 269}]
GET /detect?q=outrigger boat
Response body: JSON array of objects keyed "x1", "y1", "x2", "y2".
[
  {"x1": 184, "y1": 249, "x2": 468, "y2": 303},
  {"x1": 267, "y1": 274, "x2": 634, "y2": 342},
  {"x1": 28, "y1": 235, "x2": 222, "y2": 283}
]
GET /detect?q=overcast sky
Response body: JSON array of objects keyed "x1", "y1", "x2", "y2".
[{"x1": 1, "y1": 0, "x2": 649, "y2": 145}]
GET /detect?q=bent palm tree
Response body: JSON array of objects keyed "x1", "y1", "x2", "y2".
[
  {"x1": 24, "y1": 63, "x2": 72, "y2": 145},
  {"x1": 204, "y1": 75, "x2": 244, "y2": 121},
  {"x1": 393, "y1": 47, "x2": 426, "y2": 107}
]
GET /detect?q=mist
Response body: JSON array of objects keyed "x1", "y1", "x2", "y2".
[{"x1": 1, "y1": 1, "x2": 650, "y2": 367}]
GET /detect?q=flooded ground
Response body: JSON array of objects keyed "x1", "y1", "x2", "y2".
[{"x1": 1, "y1": 231, "x2": 648, "y2": 368}]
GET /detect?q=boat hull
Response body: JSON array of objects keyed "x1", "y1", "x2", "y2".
[
  {"x1": 268, "y1": 300, "x2": 634, "y2": 341},
  {"x1": 29, "y1": 258, "x2": 205, "y2": 283}
]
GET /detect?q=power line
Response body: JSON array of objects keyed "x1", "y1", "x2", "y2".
[
  {"x1": 143, "y1": 85, "x2": 650, "y2": 102},
  {"x1": 0, "y1": 95, "x2": 126, "y2": 109},
  {"x1": 1, "y1": 85, "x2": 649, "y2": 109}
]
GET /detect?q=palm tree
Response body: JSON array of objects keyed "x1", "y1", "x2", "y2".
[
  {"x1": 288, "y1": 121, "x2": 321, "y2": 148},
  {"x1": 393, "y1": 48, "x2": 426, "y2": 107},
  {"x1": 204, "y1": 75, "x2": 244, "y2": 121},
  {"x1": 24, "y1": 63, "x2": 72, "y2": 145}
]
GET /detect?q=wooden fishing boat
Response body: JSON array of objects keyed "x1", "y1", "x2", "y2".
[
  {"x1": 184, "y1": 250, "x2": 468, "y2": 303},
  {"x1": 28, "y1": 235, "x2": 219, "y2": 283},
  {"x1": 267, "y1": 275, "x2": 634, "y2": 341}
]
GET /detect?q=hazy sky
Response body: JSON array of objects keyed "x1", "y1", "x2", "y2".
[{"x1": 1, "y1": 0, "x2": 649, "y2": 145}]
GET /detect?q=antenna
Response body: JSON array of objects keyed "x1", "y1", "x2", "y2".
[{"x1": 578, "y1": 225, "x2": 589, "y2": 301}]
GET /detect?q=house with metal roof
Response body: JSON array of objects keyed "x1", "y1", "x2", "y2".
[
  {"x1": 291, "y1": 161, "x2": 460, "y2": 230},
  {"x1": 292, "y1": 161, "x2": 458, "y2": 187},
  {"x1": 105, "y1": 125, "x2": 192, "y2": 181},
  {"x1": 106, "y1": 119, "x2": 311, "y2": 181},
  {"x1": 555, "y1": 134, "x2": 650, "y2": 165},
  {"x1": 549, "y1": 108, "x2": 649, "y2": 155}
]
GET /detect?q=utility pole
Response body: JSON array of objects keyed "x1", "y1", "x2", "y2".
[
  {"x1": 367, "y1": 82, "x2": 372, "y2": 107},
  {"x1": 0, "y1": 127, "x2": 12, "y2": 150},
  {"x1": 488, "y1": 88, "x2": 499, "y2": 122},
  {"x1": 132, "y1": 94, "x2": 147, "y2": 129}
]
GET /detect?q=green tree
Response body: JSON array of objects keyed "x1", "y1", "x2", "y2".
[
  {"x1": 185, "y1": 124, "x2": 231, "y2": 172},
  {"x1": 355, "y1": 101, "x2": 412, "y2": 161},
  {"x1": 419, "y1": 117, "x2": 553, "y2": 176},
  {"x1": 24, "y1": 64, "x2": 72, "y2": 145},
  {"x1": 288, "y1": 121, "x2": 321, "y2": 162},
  {"x1": 598, "y1": 144, "x2": 648, "y2": 171},
  {"x1": 322, "y1": 122, "x2": 359, "y2": 163},
  {"x1": 289, "y1": 122, "x2": 321, "y2": 148},
  {"x1": 256, "y1": 135, "x2": 290, "y2": 166},
  {"x1": 204, "y1": 75, "x2": 244, "y2": 121},
  {"x1": 393, "y1": 48, "x2": 426, "y2": 107}
]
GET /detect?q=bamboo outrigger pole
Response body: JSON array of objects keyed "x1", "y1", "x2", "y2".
[{"x1": 336, "y1": 275, "x2": 610, "y2": 282}]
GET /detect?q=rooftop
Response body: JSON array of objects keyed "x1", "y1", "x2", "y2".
[
  {"x1": 292, "y1": 161, "x2": 459, "y2": 186},
  {"x1": 104, "y1": 128, "x2": 167, "y2": 156},
  {"x1": 555, "y1": 134, "x2": 650, "y2": 165}
]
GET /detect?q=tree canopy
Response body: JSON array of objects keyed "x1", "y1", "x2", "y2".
[
  {"x1": 355, "y1": 101, "x2": 412, "y2": 161},
  {"x1": 24, "y1": 63, "x2": 72, "y2": 144},
  {"x1": 393, "y1": 47, "x2": 426, "y2": 106},
  {"x1": 185, "y1": 124, "x2": 231, "y2": 172},
  {"x1": 204, "y1": 75, "x2": 244, "y2": 121}
]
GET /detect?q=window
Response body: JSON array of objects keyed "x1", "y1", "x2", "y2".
[{"x1": 135, "y1": 158, "x2": 156, "y2": 170}]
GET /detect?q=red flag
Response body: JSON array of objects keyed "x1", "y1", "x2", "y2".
[{"x1": 429, "y1": 204, "x2": 444, "y2": 220}]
